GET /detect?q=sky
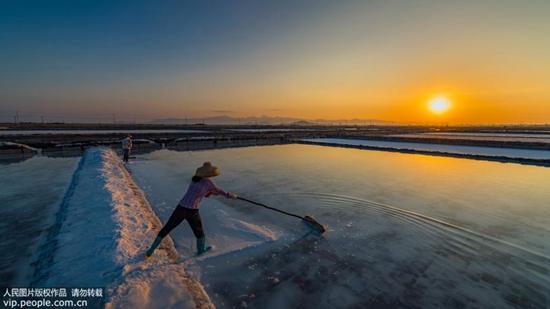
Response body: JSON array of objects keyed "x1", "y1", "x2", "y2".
[{"x1": 1, "y1": 0, "x2": 549, "y2": 124}]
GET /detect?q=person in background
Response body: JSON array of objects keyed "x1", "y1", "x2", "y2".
[
  {"x1": 145, "y1": 161, "x2": 237, "y2": 257},
  {"x1": 121, "y1": 134, "x2": 133, "y2": 163}
]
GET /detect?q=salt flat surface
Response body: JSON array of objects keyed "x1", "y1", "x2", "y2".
[
  {"x1": 131, "y1": 145, "x2": 550, "y2": 308},
  {"x1": 227, "y1": 128, "x2": 314, "y2": 132},
  {"x1": 26, "y1": 148, "x2": 212, "y2": 308},
  {"x1": 423, "y1": 132, "x2": 550, "y2": 138},
  {"x1": 0, "y1": 141, "x2": 40, "y2": 151},
  {"x1": 0, "y1": 129, "x2": 207, "y2": 136},
  {"x1": 391, "y1": 133, "x2": 550, "y2": 144},
  {"x1": 302, "y1": 138, "x2": 550, "y2": 160}
]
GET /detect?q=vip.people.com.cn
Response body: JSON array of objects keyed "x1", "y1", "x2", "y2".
[{"x1": 2, "y1": 288, "x2": 103, "y2": 308}]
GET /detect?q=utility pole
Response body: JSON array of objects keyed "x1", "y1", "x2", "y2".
[{"x1": 14, "y1": 110, "x2": 20, "y2": 124}]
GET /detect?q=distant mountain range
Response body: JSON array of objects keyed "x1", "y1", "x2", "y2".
[{"x1": 150, "y1": 115, "x2": 393, "y2": 126}]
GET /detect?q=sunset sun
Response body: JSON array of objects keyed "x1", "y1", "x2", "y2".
[{"x1": 428, "y1": 97, "x2": 452, "y2": 114}]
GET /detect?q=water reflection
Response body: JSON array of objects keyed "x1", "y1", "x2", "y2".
[
  {"x1": 0, "y1": 157, "x2": 78, "y2": 284},
  {"x1": 133, "y1": 144, "x2": 550, "y2": 308}
]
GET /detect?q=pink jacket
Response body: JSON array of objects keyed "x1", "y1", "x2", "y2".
[{"x1": 178, "y1": 178, "x2": 231, "y2": 209}]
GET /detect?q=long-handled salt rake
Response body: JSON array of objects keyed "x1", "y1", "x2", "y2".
[{"x1": 237, "y1": 196, "x2": 327, "y2": 234}]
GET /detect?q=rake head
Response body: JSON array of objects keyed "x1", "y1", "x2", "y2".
[{"x1": 302, "y1": 215, "x2": 327, "y2": 234}]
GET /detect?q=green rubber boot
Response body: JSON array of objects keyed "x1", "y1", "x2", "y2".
[
  {"x1": 196, "y1": 237, "x2": 212, "y2": 255},
  {"x1": 146, "y1": 236, "x2": 162, "y2": 258}
]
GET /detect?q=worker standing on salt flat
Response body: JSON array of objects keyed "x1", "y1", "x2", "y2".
[
  {"x1": 121, "y1": 134, "x2": 133, "y2": 163},
  {"x1": 145, "y1": 161, "x2": 237, "y2": 257}
]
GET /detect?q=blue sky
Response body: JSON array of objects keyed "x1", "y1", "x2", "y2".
[{"x1": 1, "y1": 1, "x2": 331, "y2": 118}]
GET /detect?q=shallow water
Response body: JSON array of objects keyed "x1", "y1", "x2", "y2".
[
  {"x1": 131, "y1": 144, "x2": 550, "y2": 308},
  {"x1": 0, "y1": 156, "x2": 78, "y2": 285}
]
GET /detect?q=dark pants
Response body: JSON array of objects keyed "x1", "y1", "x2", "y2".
[
  {"x1": 158, "y1": 206, "x2": 205, "y2": 239},
  {"x1": 123, "y1": 149, "x2": 130, "y2": 162}
]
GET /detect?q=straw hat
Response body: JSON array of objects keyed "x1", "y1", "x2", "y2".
[{"x1": 195, "y1": 161, "x2": 220, "y2": 178}]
